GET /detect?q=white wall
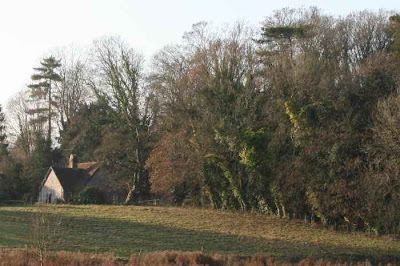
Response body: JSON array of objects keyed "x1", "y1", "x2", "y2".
[{"x1": 38, "y1": 170, "x2": 64, "y2": 203}]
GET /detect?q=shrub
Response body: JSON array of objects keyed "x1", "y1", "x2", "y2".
[
  {"x1": 74, "y1": 187, "x2": 104, "y2": 204},
  {"x1": 0, "y1": 192, "x2": 10, "y2": 203}
]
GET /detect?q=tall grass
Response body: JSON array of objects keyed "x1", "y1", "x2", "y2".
[{"x1": 0, "y1": 250, "x2": 391, "y2": 266}]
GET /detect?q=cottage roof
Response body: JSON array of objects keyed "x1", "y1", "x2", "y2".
[
  {"x1": 52, "y1": 167, "x2": 90, "y2": 193},
  {"x1": 77, "y1": 162, "x2": 97, "y2": 170}
]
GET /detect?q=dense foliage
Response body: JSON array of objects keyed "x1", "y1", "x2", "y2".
[
  {"x1": 1, "y1": 8, "x2": 400, "y2": 234},
  {"x1": 73, "y1": 187, "x2": 104, "y2": 204}
]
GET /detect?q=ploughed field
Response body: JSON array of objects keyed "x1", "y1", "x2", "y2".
[{"x1": 0, "y1": 205, "x2": 399, "y2": 263}]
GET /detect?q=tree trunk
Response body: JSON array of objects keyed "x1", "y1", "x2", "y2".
[
  {"x1": 124, "y1": 171, "x2": 138, "y2": 204},
  {"x1": 48, "y1": 79, "x2": 52, "y2": 143},
  {"x1": 124, "y1": 184, "x2": 136, "y2": 204},
  {"x1": 123, "y1": 126, "x2": 142, "y2": 205}
]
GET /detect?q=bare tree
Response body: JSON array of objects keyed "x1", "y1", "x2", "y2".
[
  {"x1": 6, "y1": 91, "x2": 38, "y2": 160},
  {"x1": 52, "y1": 45, "x2": 93, "y2": 132}
]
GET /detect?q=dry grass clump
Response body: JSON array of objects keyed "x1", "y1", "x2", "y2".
[
  {"x1": 129, "y1": 252, "x2": 385, "y2": 266},
  {"x1": 0, "y1": 250, "x2": 396, "y2": 266},
  {"x1": 0, "y1": 249, "x2": 117, "y2": 266}
]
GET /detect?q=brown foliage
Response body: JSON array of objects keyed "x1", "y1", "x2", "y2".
[
  {"x1": 0, "y1": 250, "x2": 395, "y2": 266},
  {"x1": 0, "y1": 250, "x2": 117, "y2": 266},
  {"x1": 146, "y1": 130, "x2": 204, "y2": 202}
]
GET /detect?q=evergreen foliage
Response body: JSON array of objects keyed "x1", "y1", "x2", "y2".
[{"x1": 27, "y1": 56, "x2": 61, "y2": 143}]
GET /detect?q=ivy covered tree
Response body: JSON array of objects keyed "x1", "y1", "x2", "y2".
[{"x1": 27, "y1": 56, "x2": 62, "y2": 144}]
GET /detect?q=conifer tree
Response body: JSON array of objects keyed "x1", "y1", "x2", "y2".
[{"x1": 27, "y1": 56, "x2": 62, "y2": 144}]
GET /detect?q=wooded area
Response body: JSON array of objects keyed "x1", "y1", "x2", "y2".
[{"x1": 1, "y1": 7, "x2": 400, "y2": 234}]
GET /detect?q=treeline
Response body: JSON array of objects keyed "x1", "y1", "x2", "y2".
[{"x1": 1, "y1": 7, "x2": 400, "y2": 233}]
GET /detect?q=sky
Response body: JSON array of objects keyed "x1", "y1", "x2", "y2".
[{"x1": 0, "y1": 0, "x2": 399, "y2": 108}]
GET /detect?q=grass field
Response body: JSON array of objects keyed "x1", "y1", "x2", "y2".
[{"x1": 0, "y1": 205, "x2": 399, "y2": 264}]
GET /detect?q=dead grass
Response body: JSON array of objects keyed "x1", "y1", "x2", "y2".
[
  {"x1": 0, "y1": 249, "x2": 393, "y2": 266},
  {"x1": 0, "y1": 205, "x2": 400, "y2": 263}
]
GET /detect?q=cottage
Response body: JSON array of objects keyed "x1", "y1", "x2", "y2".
[{"x1": 38, "y1": 155, "x2": 125, "y2": 204}]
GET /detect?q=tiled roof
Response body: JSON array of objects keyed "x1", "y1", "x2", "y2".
[
  {"x1": 77, "y1": 162, "x2": 97, "y2": 170},
  {"x1": 52, "y1": 167, "x2": 91, "y2": 193}
]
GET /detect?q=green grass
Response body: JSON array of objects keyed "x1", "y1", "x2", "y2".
[{"x1": 0, "y1": 205, "x2": 399, "y2": 263}]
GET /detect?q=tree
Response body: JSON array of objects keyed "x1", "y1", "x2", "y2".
[
  {"x1": 258, "y1": 7, "x2": 315, "y2": 59},
  {"x1": 0, "y1": 104, "x2": 9, "y2": 201},
  {"x1": 59, "y1": 103, "x2": 105, "y2": 162},
  {"x1": 89, "y1": 36, "x2": 154, "y2": 204},
  {"x1": 255, "y1": 8, "x2": 398, "y2": 225},
  {"x1": 147, "y1": 42, "x2": 206, "y2": 205},
  {"x1": 27, "y1": 56, "x2": 62, "y2": 144},
  {"x1": 389, "y1": 14, "x2": 400, "y2": 53},
  {"x1": 0, "y1": 104, "x2": 7, "y2": 155},
  {"x1": 6, "y1": 91, "x2": 37, "y2": 162},
  {"x1": 53, "y1": 46, "x2": 92, "y2": 132},
  {"x1": 148, "y1": 22, "x2": 272, "y2": 210}
]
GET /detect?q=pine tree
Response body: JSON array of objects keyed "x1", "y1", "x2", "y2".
[{"x1": 27, "y1": 56, "x2": 62, "y2": 144}]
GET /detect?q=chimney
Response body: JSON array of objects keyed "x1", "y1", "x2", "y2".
[{"x1": 69, "y1": 154, "x2": 78, "y2": 169}]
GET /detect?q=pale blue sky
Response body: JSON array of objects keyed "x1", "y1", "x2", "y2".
[{"x1": 0, "y1": 0, "x2": 399, "y2": 107}]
